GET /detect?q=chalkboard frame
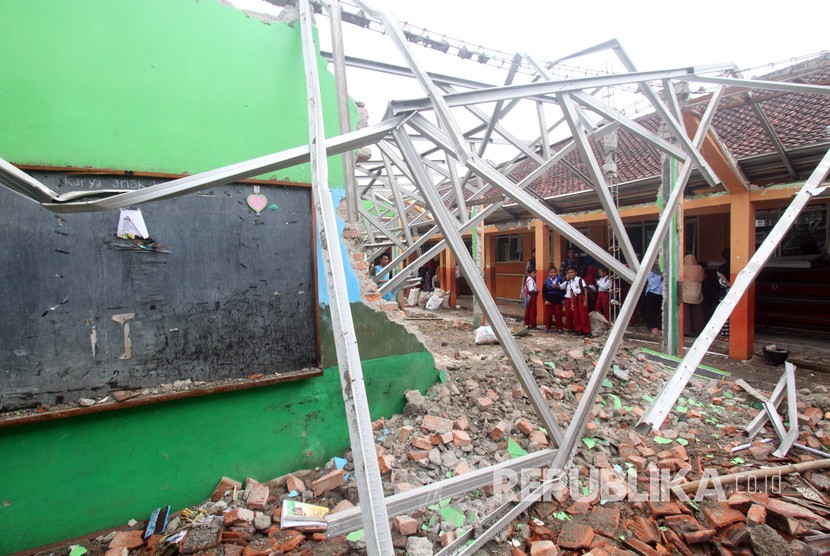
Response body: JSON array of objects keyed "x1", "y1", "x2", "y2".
[{"x1": 0, "y1": 167, "x2": 321, "y2": 414}]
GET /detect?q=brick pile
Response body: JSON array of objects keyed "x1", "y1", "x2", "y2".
[{"x1": 32, "y1": 315, "x2": 830, "y2": 555}]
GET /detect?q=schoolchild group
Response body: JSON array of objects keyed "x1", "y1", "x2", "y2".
[{"x1": 521, "y1": 248, "x2": 613, "y2": 339}]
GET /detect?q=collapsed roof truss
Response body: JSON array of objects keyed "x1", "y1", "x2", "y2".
[{"x1": 2, "y1": 1, "x2": 830, "y2": 553}]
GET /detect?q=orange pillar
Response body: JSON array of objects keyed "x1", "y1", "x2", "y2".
[
  {"x1": 729, "y1": 192, "x2": 756, "y2": 360},
  {"x1": 440, "y1": 248, "x2": 457, "y2": 309},
  {"x1": 534, "y1": 220, "x2": 550, "y2": 326},
  {"x1": 552, "y1": 231, "x2": 564, "y2": 274},
  {"x1": 482, "y1": 228, "x2": 494, "y2": 325}
]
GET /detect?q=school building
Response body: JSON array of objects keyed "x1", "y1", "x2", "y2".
[{"x1": 433, "y1": 54, "x2": 830, "y2": 360}]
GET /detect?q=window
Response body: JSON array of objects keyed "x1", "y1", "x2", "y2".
[
  {"x1": 685, "y1": 217, "x2": 698, "y2": 258},
  {"x1": 756, "y1": 205, "x2": 828, "y2": 257},
  {"x1": 496, "y1": 235, "x2": 523, "y2": 262},
  {"x1": 622, "y1": 218, "x2": 698, "y2": 260}
]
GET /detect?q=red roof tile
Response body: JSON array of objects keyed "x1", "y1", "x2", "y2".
[{"x1": 499, "y1": 60, "x2": 830, "y2": 201}]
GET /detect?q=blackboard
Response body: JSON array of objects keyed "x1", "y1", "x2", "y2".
[{"x1": 0, "y1": 172, "x2": 318, "y2": 411}]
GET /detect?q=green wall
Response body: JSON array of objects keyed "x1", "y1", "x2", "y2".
[
  {"x1": 320, "y1": 303, "x2": 428, "y2": 367},
  {"x1": 0, "y1": 3, "x2": 436, "y2": 552},
  {"x1": 0, "y1": 352, "x2": 436, "y2": 554},
  {"x1": 0, "y1": 0, "x2": 347, "y2": 185}
]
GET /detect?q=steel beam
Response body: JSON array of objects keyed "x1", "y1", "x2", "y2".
[
  {"x1": 636, "y1": 146, "x2": 830, "y2": 433},
  {"x1": 298, "y1": 2, "x2": 393, "y2": 553},
  {"x1": 558, "y1": 92, "x2": 639, "y2": 271},
  {"x1": 35, "y1": 117, "x2": 405, "y2": 212},
  {"x1": 326, "y1": 0, "x2": 359, "y2": 223},
  {"x1": 389, "y1": 65, "x2": 733, "y2": 115},
  {"x1": 454, "y1": 158, "x2": 701, "y2": 556},
  {"x1": 356, "y1": 1, "x2": 471, "y2": 164},
  {"x1": 749, "y1": 95, "x2": 798, "y2": 180},
  {"x1": 377, "y1": 124, "x2": 621, "y2": 296},
  {"x1": 358, "y1": 206, "x2": 408, "y2": 251},
  {"x1": 325, "y1": 448, "x2": 558, "y2": 536},
  {"x1": 382, "y1": 151, "x2": 414, "y2": 244},
  {"x1": 611, "y1": 46, "x2": 721, "y2": 188},
  {"x1": 436, "y1": 83, "x2": 547, "y2": 167},
  {"x1": 745, "y1": 372, "x2": 787, "y2": 438},
  {"x1": 678, "y1": 74, "x2": 830, "y2": 96},
  {"x1": 572, "y1": 91, "x2": 688, "y2": 161},
  {"x1": 0, "y1": 157, "x2": 61, "y2": 203},
  {"x1": 446, "y1": 153, "x2": 468, "y2": 223},
  {"x1": 406, "y1": 113, "x2": 636, "y2": 283},
  {"x1": 453, "y1": 89, "x2": 729, "y2": 553},
  {"x1": 457, "y1": 53, "x2": 523, "y2": 190},
  {"x1": 318, "y1": 51, "x2": 498, "y2": 90},
  {"x1": 536, "y1": 101, "x2": 551, "y2": 159},
  {"x1": 394, "y1": 127, "x2": 565, "y2": 445}
]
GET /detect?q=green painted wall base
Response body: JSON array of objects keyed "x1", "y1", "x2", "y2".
[{"x1": 0, "y1": 352, "x2": 436, "y2": 554}]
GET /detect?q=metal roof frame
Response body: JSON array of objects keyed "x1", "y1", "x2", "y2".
[{"x1": 2, "y1": 1, "x2": 830, "y2": 553}]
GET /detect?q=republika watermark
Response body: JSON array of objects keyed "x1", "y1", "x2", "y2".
[{"x1": 487, "y1": 466, "x2": 781, "y2": 504}]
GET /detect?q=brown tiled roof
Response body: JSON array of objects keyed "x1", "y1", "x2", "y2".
[{"x1": 502, "y1": 62, "x2": 830, "y2": 201}]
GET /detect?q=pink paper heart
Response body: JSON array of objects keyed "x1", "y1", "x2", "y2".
[{"x1": 247, "y1": 193, "x2": 268, "y2": 213}]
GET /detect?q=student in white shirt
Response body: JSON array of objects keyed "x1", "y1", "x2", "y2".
[
  {"x1": 595, "y1": 266, "x2": 611, "y2": 321},
  {"x1": 566, "y1": 266, "x2": 592, "y2": 337},
  {"x1": 522, "y1": 269, "x2": 539, "y2": 330}
]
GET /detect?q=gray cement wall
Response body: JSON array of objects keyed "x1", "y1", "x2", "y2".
[{"x1": 0, "y1": 172, "x2": 317, "y2": 411}]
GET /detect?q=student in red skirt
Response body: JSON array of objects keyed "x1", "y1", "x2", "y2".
[
  {"x1": 522, "y1": 269, "x2": 539, "y2": 330},
  {"x1": 566, "y1": 266, "x2": 592, "y2": 338}
]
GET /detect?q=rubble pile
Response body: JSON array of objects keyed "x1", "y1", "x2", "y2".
[{"x1": 33, "y1": 316, "x2": 830, "y2": 555}]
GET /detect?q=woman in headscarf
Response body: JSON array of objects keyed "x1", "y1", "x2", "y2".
[{"x1": 682, "y1": 255, "x2": 706, "y2": 337}]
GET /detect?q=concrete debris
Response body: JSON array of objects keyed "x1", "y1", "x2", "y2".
[
  {"x1": 406, "y1": 536, "x2": 434, "y2": 556},
  {"x1": 31, "y1": 307, "x2": 830, "y2": 556}
]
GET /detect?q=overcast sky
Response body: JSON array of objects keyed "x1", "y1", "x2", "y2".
[{"x1": 230, "y1": 0, "x2": 828, "y2": 130}]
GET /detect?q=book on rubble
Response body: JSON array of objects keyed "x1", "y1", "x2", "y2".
[{"x1": 280, "y1": 500, "x2": 330, "y2": 530}]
